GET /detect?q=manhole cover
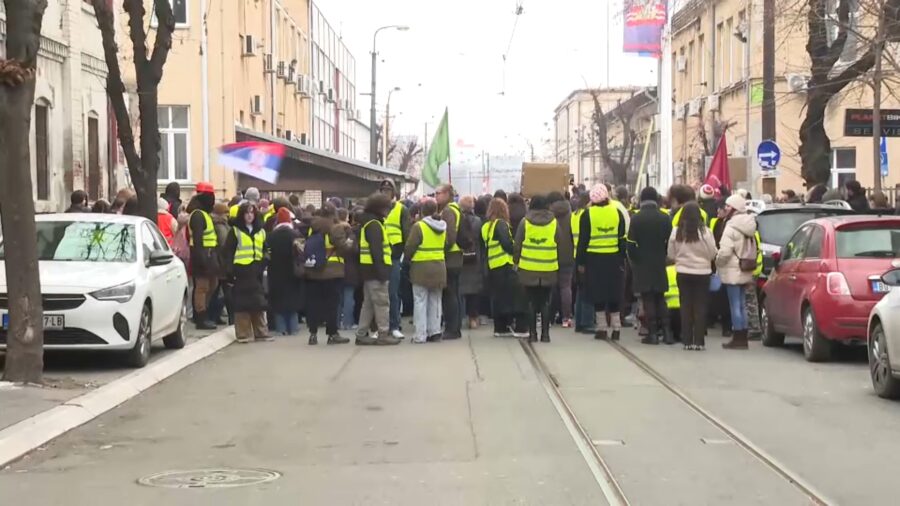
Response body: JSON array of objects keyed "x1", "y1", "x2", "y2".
[{"x1": 138, "y1": 468, "x2": 281, "y2": 489}]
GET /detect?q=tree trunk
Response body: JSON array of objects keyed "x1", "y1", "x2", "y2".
[
  {"x1": 798, "y1": 92, "x2": 832, "y2": 186},
  {"x1": 0, "y1": 0, "x2": 49, "y2": 384}
]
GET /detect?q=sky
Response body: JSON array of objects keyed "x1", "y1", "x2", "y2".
[{"x1": 317, "y1": 0, "x2": 659, "y2": 172}]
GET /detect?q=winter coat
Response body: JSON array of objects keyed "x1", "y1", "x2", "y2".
[
  {"x1": 404, "y1": 216, "x2": 448, "y2": 290},
  {"x1": 222, "y1": 221, "x2": 267, "y2": 313},
  {"x1": 265, "y1": 223, "x2": 304, "y2": 313},
  {"x1": 440, "y1": 203, "x2": 463, "y2": 270},
  {"x1": 667, "y1": 228, "x2": 718, "y2": 275},
  {"x1": 550, "y1": 200, "x2": 575, "y2": 268},
  {"x1": 577, "y1": 202, "x2": 627, "y2": 305},
  {"x1": 189, "y1": 208, "x2": 221, "y2": 277},
  {"x1": 514, "y1": 209, "x2": 563, "y2": 287},
  {"x1": 483, "y1": 219, "x2": 527, "y2": 316},
  {"x1": 358, "y1": 211, "x2": 391, "y2": 282},
  {"x1": 343, "y1": 224, "x2": 361, "y2": 287},
  {"x1": 699, "y1": 198, "x2": 719, "y2": 225},
  {"x1": 627, "y1": 201, "x2": 672, "y2": 293},
  {"x1": 306, "y1": 216, "x2": 351, "y2": 280},
  {"x1": 459, "y1": 211, "x2": 485, "y2": 295},
  {"x1": 715, "y1": 212, "x2": 757, "y2": 285},
  {"x1": 848, "y1": 193, "x2": 870, "y2": 213}
]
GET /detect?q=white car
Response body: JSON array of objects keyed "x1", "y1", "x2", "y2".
[
  {"x1": 868, "y1": 266, "x2": 900, "y2": 398},
  {"x1": 0, "y1": 214, "x2": 189, "y2": 367}
]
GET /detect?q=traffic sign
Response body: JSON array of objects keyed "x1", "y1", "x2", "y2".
[
  {"x1": 757, "y1": 140, "x2": 781, "y2": 170},
  {"x1": 881, "y1": 137, "x2": 889, "y2": 177}
]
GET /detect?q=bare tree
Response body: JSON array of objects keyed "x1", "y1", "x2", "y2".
[
  {"x1": 90, "y1": 0, "x2": 175, "y2": 221},
  {"x1": 590, "y1": 91, "x2": 637, "y2": 186},
  {"x1": 388, "y1": 137, "x2": 424, "y2": 173},
  {"x1": 0, "y1": 0, "x2": 49, "y2": 383}
]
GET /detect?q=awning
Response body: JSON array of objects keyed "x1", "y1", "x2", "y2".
[{"x1": 234, "y1": 127, "x2": 417, "y2": 197}]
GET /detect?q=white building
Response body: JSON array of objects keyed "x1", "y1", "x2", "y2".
[{"x1": 0, "y1": 0, "x2": 111, "y2": 212}]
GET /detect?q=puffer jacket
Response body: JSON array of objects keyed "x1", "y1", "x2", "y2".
[
  {"x1": 514, "y1": 209, "x2": 563, "y2": 287},
  {"x1": 549, "y1": 200, "x2": 575, "y2": 267},
  {"x1": 715, "y1": 212, "x2": 757, "y2": 285},
  {"x1": 306, "y1": 216, "x2": 351, "y2": 280},
  {"x1": 404, "y1": 216, "x2": 448, "y2": 290}
]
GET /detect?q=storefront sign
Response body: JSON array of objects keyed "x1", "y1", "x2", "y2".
[{"x1": 844, "y1": 109, "x2": 900, "y2": 137}]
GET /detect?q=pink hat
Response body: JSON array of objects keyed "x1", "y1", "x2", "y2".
[
  {"x1": 699, "y1": 184, "x2": 715, "y2": 199},
  {"x1": 589, "y1": 184, "x2": 609, "y2": 204}
]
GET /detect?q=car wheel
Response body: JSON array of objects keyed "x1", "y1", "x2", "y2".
[
  {"x1": 760, "y1": 303, "x2": 785, "y2": 347},
  {"x1": 163, "y1": 293, "x2": 188, "y2": 350},
  {"x1": 869, "y1": 322, "x2": 900, "y2": 399},
  {"x1": 124, "y1": 304, "x2": 152, "y2": 368},
  {"x1": 802, "y1": 307, "x2": 832, "y2": 363}
]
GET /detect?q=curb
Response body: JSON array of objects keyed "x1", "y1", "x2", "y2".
[{"x1": 0, "y1": 326, "x2": 235, "y2": 467}]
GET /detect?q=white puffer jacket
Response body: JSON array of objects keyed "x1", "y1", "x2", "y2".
[{"x1": 715, "y1": 213, "x2": 757, "y2": 285}]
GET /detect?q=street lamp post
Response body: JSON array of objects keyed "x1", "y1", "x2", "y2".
[
  {"x1": 383, "y1": 86, "x2": 401, "y2": 166},
  {"x1": 370, "y1": 25, "x2": 409, "y2": 164}
]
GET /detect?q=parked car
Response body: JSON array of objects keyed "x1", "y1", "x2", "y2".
[
  {"x1": 867, "y1": 268, "x2": 900, "y2": 399},
  {"x1": 0, "y1": 214, "x2": 189, "y2": 367},
  {"x1": 761, "y1": 215, "x2": 900, "y2": 362}
]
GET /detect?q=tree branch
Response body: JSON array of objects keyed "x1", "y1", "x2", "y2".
[{"x1": 149, "y1": 0, "x2": 175, "y2": 78}]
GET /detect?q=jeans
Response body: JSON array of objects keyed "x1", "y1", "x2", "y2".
[
  {"x1": 274, "y1": 311, "x2": 300, "y2": 335},
  {"x1": 389, "y1": 259, "x2": 403, "y2": 331},
  {"x1": 356, "y1": 280, "x2": 390, "y2": 338},
  {"x1": 677, "y1": 273, "x2": 710, "y2": 346},
  {"x1": 574, "y1": 289, "x2": 596, "y2": 329},
  {"x1": 412, "y1": 284, "x2": 442, "y2": 342},
  {"x1": 442, "y1": 268, "x2": 462, "y2": 337},
  {"x1": 337, "y1": 284, "x2": 356, "y2": 330},
  {"x1": 725, "y1": 284, "x2": 748, "y2": 331}
]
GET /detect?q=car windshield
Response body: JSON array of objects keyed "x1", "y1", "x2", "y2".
[
  {"x1": 0, "y1": 221, "x2": 136, "y2": 262},
  {"x1": 836, "y1": 226, "x2": 900, "y2": 258},
  {"x1": 757, "y1": 211, "x2": 852, "y2": 246}
]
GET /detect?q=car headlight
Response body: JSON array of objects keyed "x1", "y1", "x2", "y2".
[{"x1": 89, "y1": 281, "x2": 136, "y2": 303}]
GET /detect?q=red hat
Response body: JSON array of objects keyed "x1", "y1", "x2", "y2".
[
  {"x1": 276, "y1": 207, "x2": 293, "y2": 224},
  {"x1": 196, "y1": 182, "x2": 215, "y2": 194}
]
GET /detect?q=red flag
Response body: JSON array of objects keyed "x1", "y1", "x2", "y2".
[{"x1": 704, "y1": 135, "x2": 731, "y2": 191}]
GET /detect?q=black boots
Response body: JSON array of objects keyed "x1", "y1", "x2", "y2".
[
  {"x1": 723, "y1": 330, "x2": 749, "y2": 350},
  {"x1": 194, "y1": 311, "x2": 217, "y2": 330},
  {"x1": 662, "y1": 326, "x2": 676, "y2": 345},
  {"x1": 641, "y1": 325, "x2": 659, "y2": 345}
]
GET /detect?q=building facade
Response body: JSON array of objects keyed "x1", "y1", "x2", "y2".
[{"x1": 1, "y1": 0, "x2": 112, "y2": 212}]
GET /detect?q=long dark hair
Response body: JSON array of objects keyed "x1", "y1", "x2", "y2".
[{"x1": 675, "y1": 201, "x2": 704, "y2": 243}]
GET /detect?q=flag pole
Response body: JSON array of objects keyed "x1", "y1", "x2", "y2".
[{"x1": 446, "y1": 109, "x2": 452, "y2": 185}]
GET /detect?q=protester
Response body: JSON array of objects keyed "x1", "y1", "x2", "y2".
[
  {"x1": 266, "y1": 208, "x2": 304, "y2": 336},
  {"x1": 458, "y1": 195, "x2": 484, "y2": 329},
  {"x1": 668, "y1": 202, "x2": 718, "y2": 350},
  {"x1": 188, "y1": 182, "x2": 221, "y2": 330},
  {"x1": 404, "y1": 198, "x2": 447, "y2": 343},
  {"x1": 571, "y1": 192, "x2": 595, "y2": 333},
  {"x1": 336, "y1": 207, "x2": 358, "y2": 331},
  {"x1": 515, "y1": 194, "x2": 563, "y2": 342},
  {"x1": 66, "y1": 190, "x2": 90, "y2": 213},
  {"x1": 508, "y1": 192, "x2": 527, "y2": 232},
  {"x1": 91, "y1": 199, "x2": 111, "y2": 214},
  {"x1": 548, "y1": 191, "x2": 575, "y2": 328},
  {"x1": 846, "y1": 180, "x2": 870, "y2": 212},
  {"x1": 160, "y1": 182, "x2": 182, "y2": 218},
  {"x1": 355, "y1": 193, "x2": 401, "y2": 345},
  {"x1": 156, "y1": 198, "x2": 178, "y2": 247},
  {"x1": 871, "y1": 191, "x2": 892, "y2": 211},
  {"x1": 806, "y1": 183, "x2": 827, "y2": 203},
  {"x1": 122, "y1": 196, "x2": 141, "y2": 216},
  {"x1": 223, "y1": 202, "x2": 269, "y2": 343},
  {"x1": 305, "y1": 204, "x2": 352, "y2": 345},
  {"x1": 482, "y1": 198, "x2": 526, "y2": 337},
  {"x1": 716, "y1": 194, "x2": 757, "y2": 350},
  {"x1": 493, "y1": 189, "x2": 508, "y2": 202},
  {"x1": 698, "y1": 184, "x2": 718, "y2": 224},
  {"x1": 208, "y1": 202, "x2": 232, "y2": 325},
  {"x1": 436, "y1": 184, "x2": 464, "y2": 340},
  {"x1": 380, "y1": 180, "x2": 410, "y2": 339},
  {"x1": 577, "y1": 184, "x2": 627, "y2": 340},
  {"x1": 628, "y1": 187, "x2": 673, "y2": 345}
]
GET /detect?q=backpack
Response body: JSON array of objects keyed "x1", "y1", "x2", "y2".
[
  {"x1": 291, "y1": 235, "x2": 307, "y2": 277},
  {"x1": 456, "y1": 213, "x2": 478, "y2": 253},
  {"x1": 738, "y1": 235, "x2": 758, "y2": 272},
  {"x1": 304, "y1": 232, "x2": 328, "y2": 271}
]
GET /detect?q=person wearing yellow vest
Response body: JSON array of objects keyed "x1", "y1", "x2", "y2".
[
  {"x1": 570, "y1": 192, "x2": 596, "y2": 333},
  {"x1": 223, "y1": 202, "x2": 270, "y2": 343},
  {"x1": 549, "y1": 192, "x2": 576, "y2": 329},
  {"x1": 515, "y1": 195, "x2": 564, "y2": 343},
  {"x1": 577, "y1": 184, "x2": 627, "y2": 341},
  {"x1": 380, "y1": 180, "x2": 410, "y2": 339},
  {"x1": 404, "y1": 198, "x2": 447, "y2": 344},
  {"x1": 436, "y1": 184, "x2": 464, "y2": 340},
  {"x1": 482, "y1": 198, "x2": 528, "y2": 338},
  {"x1": 627, "y1": 187, "x2": 673, "y2": 345},
  {"x1": 189, "y1": 182, "x2": 221, "y2": 330},
  {"x1": 668, "y1": 202, "x2": 718, "y2": 350},
  {"x1": 355, "y1": 192, "x2": 401, "y2": 346},
  {"x1": 305, "y1": 204, "x2": 353, "y2": 345}
]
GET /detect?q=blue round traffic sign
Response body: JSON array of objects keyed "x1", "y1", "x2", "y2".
[{"x1": 757, "y1": 140, "x2": 781, "y2": 169}]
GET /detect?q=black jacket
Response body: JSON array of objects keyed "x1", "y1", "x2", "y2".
[
  {"x1": 190, "y1": 208, "x2": 220, "y2": 277},
  {"x1": 358, "y1": 212, "x2": 390, "y2": 282},
  {"x1": 265, "y1": 224, "x2": 304, "y2": 313},
  {"x1": 223, "y1": 220, "x2": 267, "y2": 312},
  {"x1": 627, "y1": 201, "x2": 672, "y2": 293}
]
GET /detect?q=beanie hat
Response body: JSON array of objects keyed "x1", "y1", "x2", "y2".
[
  {"x1": 699, "y1": 184, "x2": 715, "y2": 200},
  {"x1": 276, "y1": 207, "x2": 293, "y2": 224},
  {"x1": 157, "y1": 198, "x2": 170, "y2": 212},
  {"x1": 244, "y1": 187, "x2": 260, "y2": 203},
  {"x1": 589, "y1": 183, "x2": 609, "y2": 204},
  {"x1": 639, "y1": 186, "x2": 659, "y2": 203},
  {"x1": 725, "y1": 194, "x2": 747, "y2": 213}
]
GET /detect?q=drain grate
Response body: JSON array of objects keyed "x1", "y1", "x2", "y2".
[{"x1": 138, "y1": 468, "x2": 281, "y2": 489}]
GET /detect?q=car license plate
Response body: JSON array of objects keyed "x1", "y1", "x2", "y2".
[
  {"x1": 1, "y1": 314, "x2": 63, "y2": 330},
  {"x1": 872, "y1": 280, "x2": 891, "y2": 293}
]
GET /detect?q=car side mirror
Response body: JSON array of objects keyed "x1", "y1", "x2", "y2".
[
  {"x1": 882, "y1": 268, "x2": 900, "y2": 287},
  {"x1": 147, "y1": 250, "x2": 174, "y2": 267}
]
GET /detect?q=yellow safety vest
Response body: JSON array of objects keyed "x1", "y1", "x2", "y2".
[
  {"x1": 233, "y1": 227, "x2": 265, "y2": 265},
  {"x1": 229, "y1": 204, "x2": 240, "y2": 220},
  {"x1": 664, "y1": 265, "x2": 680, "y2": 309},
  {"x1": 385, "y1": 201, "x2": 404, "y2": 247},
  {"x1": 325, "y1": 234, "x2": 344, "y2": 264},
  {"x1": 359, "y1": 219, "x2": 393, "y2": 266},
  {"x1": 586, "y1": 205, "x2": 621, "y2": 254},
  {"x1": 411, "y1": 221, "x2": 446, "y2": 262},
  {"x1": 754, "y1": 231, "x2": 763, "y2": 277},
  {"x1": 447, "y1": 202, "x2": 462, "y2": 253},
  {"x1": 671, "y1": 206, "x2": 708, "y2": 227},
  {"x1": 482, "y1": 219, "x2": 513, "y2": 270},
  {"x1": 263, "y1": 208, "x2": 275, "y2": 224},
  {"x1": 571, "y1": 209, "x2": 584, "y2": 257},
  {"x1": 189, "y1": 210, "x2": 218, "y2": 248},
  {"x1": 519, "y1": 219, "x2": 559, "y2": 272}
]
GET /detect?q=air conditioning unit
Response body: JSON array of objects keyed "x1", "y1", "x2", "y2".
[
  {"x1": 297, "y1": 75, "x2": 310, "y2": 96},
  {"x1": 346, "y1": 108, "x2": 355, "y2": 120},
  {"x1": 276, "y1": 61, "x2": 286, "y2": 79},
  {"x1": 707, "y1": 94, "x2": 720, "y2": 112},
  {"x1": 251, "y1": 95, "x2": 263, "y2": 115},
  {"x1": 286, "y1": 67, "x2": 296, "y2": 84},
  {"x1": 299, "y1": 133, "x2": 308, "y2": 145},
  {"x1": 319, "y1": 80, "x2": 326, "y2": 95},
  {"x1": 327, "y1": 88, "x2": 334, "y2": 102},
  {"x1": 284, "y1": 129, "x2": 293, "y2": 140},
  {"x1": 242, "y1": 35, "x2": 256, "y2": 56},
  {"x1": 674, "y1": 161, "x2": 686, "y2": 177},
  {"x1": 676, "y1": 55, "x2": 687, "y2": 73},
  {"x1": 674, "y1": 103, "x2": 686, "y2": 120},
  {"x1": 786, "y1": 73, "x2": 809, "y2": 93},
  {"x1": 688, "y1": 97, "x2": 702, "y2": 116},
  {"x1": 263, "y1": 53, "x2": 274, "y2": 73}
]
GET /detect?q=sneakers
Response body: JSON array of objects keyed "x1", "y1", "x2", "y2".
[
  {"x1": 391, "y1": 329, "x2": 405, "y2": 339},
  {"x1": 493, "y1": 331, "x2": 514, "y2": 338},
  {"x1": 561, "y1": 319, "x2": 573, "y2": 328},
  {"x1": 376, "y1": 335, "x2": 402, "y2": 346},
  {"x1": 468, "y1": 317, "x2": 480, "y2": 329},
  {"x1": 327, "y1": 334, "x2": 350, "y2": 345},
  {"x1": 308, "y1": 334, "x2": 318, "y2": 345},
  {"x1": 683, "y1": 344, "x2": 694, "y2": 351},
  {"x1": 426, "y1": 334, "x2": 443, "y2": 342},
  {"x1": 641, "y1": 335, "x2": 659, "y2": 345},
  {"x1": 512, "y1": 331, "x2": 530, "y2": 339},
  {"x1": 236, "y1": 337, "x2": 252, "y2": 344},
  {"x1": 355, "y1": 335, "x2": 378, "y2": 346}
]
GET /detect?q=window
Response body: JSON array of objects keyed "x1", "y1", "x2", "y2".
[
  {"x1": 836, "y1": 226, "x2": 900, "y2": 258},
  {"x1": 738, "y1": 10, "x2": 747, "y2": 79},
  {"x1": 140, "y1": 223, "x2": 160, "y2": 261},
  {"x1": 783, "y1": 226, "x2": 813, "y2": 262},
  {"x1": 698, "y1": 34, "x2": 706, "y2": 86},
  {"x1": 830, "y1": 147, "x2": 856, "y2": 188},
  {"x1": 805, "y1": 226, "x2": 825, "y2": 258},
  {"x1": 0, "y1": 221, "x2": 136, "y2": 263},
  {"x1": 158, "y1": 106, "x2": 190, "y2": 181},
  {"x1": 717, "y1": 22, "x2": 725, "y2": 89},
  {"x1": 688, "y1": 40, "x2": 695, "y2": 93},
  {"x1": 170, "y1": 0, "x2": 188, "y2": 25},
  {"x1": 726, "y1": 17, "x2": 734, "y2": 84},
  {"x1": 34, "y1": 102, "x2": 49, "y2": 200}
]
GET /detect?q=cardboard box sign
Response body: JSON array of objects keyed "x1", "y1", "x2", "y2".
[{"x1": 521, "y1": 163, "x2": 570, "y2": 198}]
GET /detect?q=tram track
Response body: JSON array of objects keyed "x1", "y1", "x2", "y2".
[{"x1": 520, "y1": 338, "x2": 837, "y2": 506}]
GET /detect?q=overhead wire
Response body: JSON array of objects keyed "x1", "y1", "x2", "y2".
[{"x1": 500, "y1": 0, "x2": 525, "y2": 96}]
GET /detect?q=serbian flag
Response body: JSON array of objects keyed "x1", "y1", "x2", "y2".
[
  {"x1": 623, "y1": 0, "x2": 668, "y2": 57},
  {"x1": 705, "y1": 134, "x2": 732, "y2": 192},
  {"x1": 217, "y1": 141, "x2": 286, "y2": 184}
]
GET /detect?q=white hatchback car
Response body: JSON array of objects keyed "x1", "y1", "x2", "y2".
[
  {"x1": 868, "y1": 267, "x2": 900, "y2": 398},
  {"x1": 0, "y1": 214, "x2": 189, "y2": 367}
]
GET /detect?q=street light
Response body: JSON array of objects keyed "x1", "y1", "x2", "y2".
[
  {"x1": 370, "y1": 25, "x2": 410, "y2": 164},
  {"x1": 383, "y1": 87, "x2": 401, "y2": 166}
]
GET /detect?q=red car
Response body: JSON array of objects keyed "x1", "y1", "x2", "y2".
[{"x1": 761, "y1": 215, "x2": 900, "y2": 362}]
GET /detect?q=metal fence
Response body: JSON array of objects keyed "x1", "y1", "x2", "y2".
[{"x1": 866, "y1": 186, "x2": 900, "y2": 206}]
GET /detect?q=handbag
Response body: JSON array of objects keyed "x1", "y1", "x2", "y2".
[{"x1": 738, "y1": 236, "x2": 758, "y2": 272}]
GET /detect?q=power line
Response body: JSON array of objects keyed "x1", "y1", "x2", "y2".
[{"x1": 500, "y1": 1, "x2": 524, "y2": 96}]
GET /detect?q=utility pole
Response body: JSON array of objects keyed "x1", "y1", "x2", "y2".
[
  {"x1": 762, "y1": 0, "x2": 776, "y2": 143},
  {"x1": 872, "y1": 0, "x2": 886, "y2": 193}
]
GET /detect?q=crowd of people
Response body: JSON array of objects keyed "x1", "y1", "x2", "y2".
[{"x1": 60, "y1": 176, "x2": 888, "y2": 349}]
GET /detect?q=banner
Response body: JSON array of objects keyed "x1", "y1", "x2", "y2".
[
  {"x1": 705, "y1": 134, "x2": 731, "y2": 191},
  {"x1": 217, "y1": 141, "x2": 286, "y2": 184},
  {"x1": 623, "y1": 0, "x2": 668, "y2": 57}
]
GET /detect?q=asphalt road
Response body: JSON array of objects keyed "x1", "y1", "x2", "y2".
[{"x1": 0, "y1": 325, "x2": 896, "y2": 505}]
